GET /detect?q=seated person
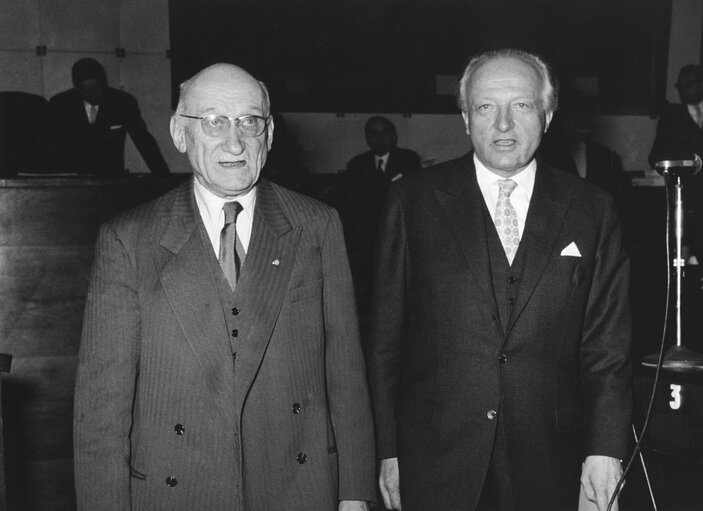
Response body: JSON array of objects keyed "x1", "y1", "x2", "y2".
[{"x1": 49, "y1": 58, "x2": 170, "y2": 175}]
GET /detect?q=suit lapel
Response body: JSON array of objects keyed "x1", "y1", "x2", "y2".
[
  {"x1": 232, "y1": 180, "x2": 301, "y2": 412},
  {"x1": 506, "y1": 163, "x2": 572, "y2": 335},
  {"x1": 154, "y1": 182, "x2": 236, "y2": 427},
  {"x1": 434, "y1": 155, "x2": 500, "y2": 330}
]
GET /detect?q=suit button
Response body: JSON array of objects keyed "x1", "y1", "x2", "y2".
[
  {"x1": 231, "y1": 329, "x2": 238, "y2": 337},
  {"x1": 508, "y1": 276, "x2": 517, "y2": 284},
  {"x1": 232, "y1": 352, "x2": 237, "y2": 360},
  {"x1": 507, "y1": 297, "x2": 515, "y2": 305},
  {"x1": 231, "y1": 307, "x2": 240, "y2": 315},
  {"x1": 487, "y1": 410, "x2": 497, "y2": 420},
  {"x1": 498, "y1": 354, "x2": 508, "y2": 364},
  {"x1": 296, "y1": 452, "x2": 307, "y2": 464},
  {"x1": 292, "y1": 403, "x2": 301, "y2": 414},
  {"x1": 174, "y1": 423, "x2": 185, "y2": 435},
  {"x1": 165, "y1": 476, "x2": 177, "y2": 487}
]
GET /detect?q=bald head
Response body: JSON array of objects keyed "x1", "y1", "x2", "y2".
[{"x1": 176, "y1": 63, "x2": 270, "y2": 116}]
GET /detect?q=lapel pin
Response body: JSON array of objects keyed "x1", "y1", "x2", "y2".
[{"x1": 272, "y1": 259, "x2": 280, "y2": 266}]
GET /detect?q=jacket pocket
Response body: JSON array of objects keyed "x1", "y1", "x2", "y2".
[
  {"x1": 130, "y1": 465, "x2": 147, "y2": 480},
  {"x1": 288, "y1": 278, "x2": 323, "y2": 303}
]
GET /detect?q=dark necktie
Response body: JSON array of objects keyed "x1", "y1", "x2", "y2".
[
  {"x1": 219, "y1": 202, "x2": 245, "y2": 290},
  {"x1": 377, "y1": 158, "x2": 384, "y2": 173}
]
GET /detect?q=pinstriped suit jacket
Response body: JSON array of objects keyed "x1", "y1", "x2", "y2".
[{"x1": 74, "y1": 178, "x2": 375, "y2": 510}]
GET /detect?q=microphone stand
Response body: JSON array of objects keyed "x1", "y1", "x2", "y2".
[{"x1": 642, "y1": 155, "x2": 703, "y2": 372}]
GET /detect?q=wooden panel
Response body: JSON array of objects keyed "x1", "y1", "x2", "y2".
[
  {"x1": 0, "y1": 51, "x2": 43, "y2": 95},
  {"x1": 120, "y1": 0, "x2": 170, "y2": 53},
  {"x1": 40, "y1": 0, "x2": 119, "y2": 51},
  {"x1": 0, "y1": 176, "x2": 188, "y2": 510},
  {"x1": 0, "y1": 0, "x2": 40, "y2": 49},
  {"x1": 120, "y1": 53, "x2": 182, "y2": 174}
]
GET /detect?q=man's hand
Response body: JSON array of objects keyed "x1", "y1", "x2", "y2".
[
  {"x1": 339, "y1": 500, "x2": 368, "y2": 511},
  {"x1": 379, "y1": 457, "x2": 402, "y2": 510},
  {"x1": 580, "y1": 455, "x2": 623, "y2": 511}
]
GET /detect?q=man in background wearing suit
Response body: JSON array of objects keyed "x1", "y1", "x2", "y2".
[
  {"x1": 368, "y1": 49, "x2": 632, "y2": 511},
  {"x1": 49, "y1": 58, "x2": 170, "y2": 175},
  {"x1": 73, "y1": 63, "x2": 375, "y2": 510},
  {"x1": 346, "y1": 116, "x2": 422, "y2": 180},
  {"x1": 339, "y1": 117, "x2": 422, "y2": 317}
]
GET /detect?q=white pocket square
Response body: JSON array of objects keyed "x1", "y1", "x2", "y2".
[
  {"x1": 560, "y1": 242, "x2": 581, "y2": 257},
  {"x1": 110, "y1": 124, "x2": 123, "y2": 130}
]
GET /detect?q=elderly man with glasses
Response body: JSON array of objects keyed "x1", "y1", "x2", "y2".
[{"x1": 73, "y1": 63, "x2": 375, "y2": 511}]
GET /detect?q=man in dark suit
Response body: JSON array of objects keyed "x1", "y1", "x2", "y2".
[
  {"x1": 339, "y1": 117, "x2": 422, "y2": 314},
  {"x1": 73, "y1": 63, "x2": 375, "y2": 510},
  {"x1": 49, "y1": 58, "x2": 170, "y2": 175},
  {"x1": 346, "y1": 116, "x2": 422, "y2": 180},
  {"x1": 368, "y1": 49, "x2": 632, "y2": 511}
]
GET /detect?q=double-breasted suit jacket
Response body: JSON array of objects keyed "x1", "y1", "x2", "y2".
[
  {"x1": 74, "y1": 178, "x2": 375, "y2": 510},
  {"x1": 368, "y1": 153, "x2": 632, "y2": 510}
]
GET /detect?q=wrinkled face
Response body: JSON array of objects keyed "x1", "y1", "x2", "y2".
[
  {"x1": 463, "y1": 57, "x2": 552, "y2": 177},
  {"x1": 170, "y1": 68, "x2": 274, "y2": 199},
  {"x1": 365, "y1": 120, "x2": 396, "y2": 156}
]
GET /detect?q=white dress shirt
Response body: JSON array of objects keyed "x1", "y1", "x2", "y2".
[
  {"x1": 84, "y1": 101, "x2": 99, "y2": 123},
  {"x1": 193, "y1": 178, "x2": 256, "y2": 256},
  {"x1": 375, "y1": 153, "x2": 389, "y2": 172},
  {"x1": 687, "y1": 101, "x2": 703, "y2": 128},
  {"x1": 474, "y1": 154, "x2": 536, "y2": 237}
]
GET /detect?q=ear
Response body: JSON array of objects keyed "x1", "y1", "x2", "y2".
[
  {"x1": 461, "y1": 111, "x2": 470, "y2": 136},
  {"x1": 544, "y1": 111, "x2": 554, "y2": 133},
  {"x1": 170, "y1": 115, "x2": 187, "y2": 153},
  {"x1": 266, "y1": 116, "x2": 275, "y2": 151}
]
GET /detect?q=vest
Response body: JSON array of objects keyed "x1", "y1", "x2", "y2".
[{"x1": 483, "y1": 206, "x2": 526, "y2": 339}]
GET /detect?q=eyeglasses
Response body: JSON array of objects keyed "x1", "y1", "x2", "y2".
[{"x1": 179, "y1": 114, "x2": 270, "y2": 138}]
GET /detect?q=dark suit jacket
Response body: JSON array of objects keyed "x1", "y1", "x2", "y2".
[
  {"x1": 340, "y1": 147, "x2": 422, "y2": 297},
  {"x1": 49, "y1": 87, "x2": 169, "y2": 175},
  {"x1": 73, "y1": 179, "x2": 375, "y2": 510},
  {"x1": 346, "y1": 147, "x2": 421, "y2": 181},
  {"x1": 367, "y1": 153, "x2": 632, "y2": 510}
]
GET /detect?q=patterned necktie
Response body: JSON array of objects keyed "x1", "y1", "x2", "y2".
[
  {"x1": 494, "y1": 179, "x2": 520, "y2": 264},
  {"x1": 219, "y1": 202, "x2": 245, "y2": 290}
]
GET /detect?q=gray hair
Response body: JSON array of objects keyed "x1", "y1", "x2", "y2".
[{"x1": 456, "y1": 48, "x2": 558, "y2": 114}]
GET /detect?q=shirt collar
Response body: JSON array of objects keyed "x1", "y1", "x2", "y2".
[
  {"x1": 474, "y1": 153, "x2": 536, "y2": 200},
  {"x1": 193, "y1": 177, "x2": 257, "y2": 225}
]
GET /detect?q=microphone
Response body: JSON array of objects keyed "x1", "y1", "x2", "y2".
[{"x1": 654, "y1": 154, "x2": 702, "y2": 177}]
